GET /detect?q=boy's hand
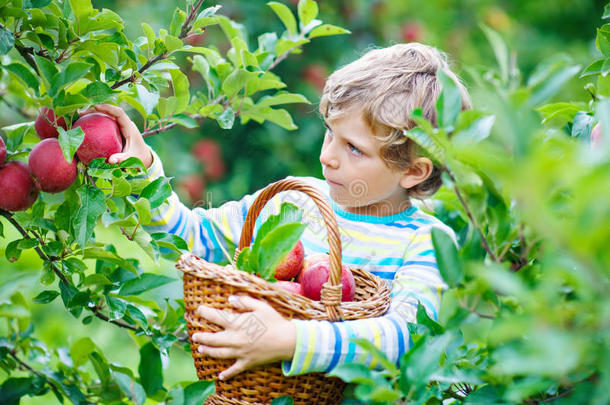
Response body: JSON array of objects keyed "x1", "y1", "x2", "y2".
[
  {"x1": 192, "y1": 295, "x2": 297, "y2": 381},
  {"x1": 80, "y1": 104, "x2": 153, "y2": 168}
]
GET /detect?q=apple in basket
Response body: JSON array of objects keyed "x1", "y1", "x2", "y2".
[
  {"x1": 299, "y1": 255, "x2": 356, "y2": 302},
  {"x1": 275, "y1": 280, "x2": 304, "y2": 296},
  {"x1": 273, "y1": 240, "x2": 304, "y2": 280}
]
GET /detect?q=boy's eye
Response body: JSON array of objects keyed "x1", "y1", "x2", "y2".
[{"x1": 348, "y1": 143, "x2": 362, "y2": 155}]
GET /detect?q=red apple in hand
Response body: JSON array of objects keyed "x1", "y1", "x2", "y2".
[
  {"x1": 275, "y1": 280, "x2": 303, "y2": 296},
  {"x1": 274, "y1": 240, "x2": 304, "y2": 280},
  {"x1": 299, "y1": 258, "x2": 356, "y2": 302},
  {"x1": 0, "y1": 136, "x2": 6, "y2": 166},
  {"x1": 0, "y1": 161, "x2": 39, "y2": 211},
  {"x1": 74, "y1": 113, "x2": 123, "y2": 165},
  {"x1": 28, "y1": 138, "x2": 77, "y2": 193},
  {"x1": 34, "y1": 107, "x2": 67, "y2": 139}
]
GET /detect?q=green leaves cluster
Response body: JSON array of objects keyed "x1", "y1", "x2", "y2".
[
  {"x1": 236, "y1": 202, "x2": 305, "y2": 281},
  {"x1": 339, "y1": 11, "x2": 610, "y2": 404}
]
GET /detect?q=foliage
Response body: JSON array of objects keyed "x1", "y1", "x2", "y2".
[
  {"x1": 331, "y1": 6, "x2": 610, "y2": 404},
  {"x1": 1, "y1": 0, "x2": 608, "y2": 404},
  {"x1": 0, "y1": 0, "x2": 347, "y2": 403}
]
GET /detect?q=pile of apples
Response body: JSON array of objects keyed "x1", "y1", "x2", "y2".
[
  {"x1": 0, "y1": 108, "x2": 122, "y2": 212},
  {"x1": 273, "y1": 241, "x2": 356, "y2": 302}
]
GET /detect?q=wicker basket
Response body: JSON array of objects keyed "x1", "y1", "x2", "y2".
[{"x1": 177, "y1": 178, "x2": 392, "y2": 405}]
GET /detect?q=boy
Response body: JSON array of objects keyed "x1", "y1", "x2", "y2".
[{"x1": 93, "y1": 42, "x2": 471, "y2": 381}]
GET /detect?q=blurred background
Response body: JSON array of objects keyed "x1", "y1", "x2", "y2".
[{"x1": 0, "y1": 0, "x2": 606, "y2": 402}]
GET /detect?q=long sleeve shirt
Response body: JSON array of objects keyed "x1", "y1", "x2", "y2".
[{"x1": 143, "y1": 152, "x2": 453, "y2": 376}]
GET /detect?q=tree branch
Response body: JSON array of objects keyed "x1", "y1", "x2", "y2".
[
  {"x1": 0, "y1": 92, "x2": 35, "y2": 119},
  {"x1": 8, "y1": 350, "x2": 63, "y2": 400}
]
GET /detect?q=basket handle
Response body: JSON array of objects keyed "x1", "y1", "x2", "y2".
[{"x1": 236, "y1": 178, "x2": 344, "y2": 321}]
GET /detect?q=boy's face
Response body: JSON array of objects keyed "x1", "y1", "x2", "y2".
[{"x1": 320, "y1": 109, "x2": 412, "y2": 217}]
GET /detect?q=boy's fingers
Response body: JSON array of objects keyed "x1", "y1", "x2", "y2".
[
  {"x1": 196, "y1": 345, "x2": 235, "y2": 360},
  {"x1": 219, "y1": 359, "x2": 248, "y2": 380},
  {"x1": 196, "y1": 305, "x2": 235, "y2": 328},
  {"x1": 228, "y1": 295, "x2": 270, "y2": 313},
  {"x1": 192, "y1": 331, "x2": 242, "y2": 347},
  {"x1": 108, "y1": 152, "x2": 131, "y2": 165}
]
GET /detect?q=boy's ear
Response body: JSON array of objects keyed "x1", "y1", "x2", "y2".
[{"x1": 399, "y1": 157, "x2": 434, "y2": 189}]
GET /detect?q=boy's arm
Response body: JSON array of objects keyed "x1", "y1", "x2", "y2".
[
  {"x1": 88, "y1": 104, "x2": 256, "y2": 260},
  {"x1": 281, "y1": 225, "x2": 448, "y2": 376}
]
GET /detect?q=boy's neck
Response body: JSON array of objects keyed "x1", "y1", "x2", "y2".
[{"x1": 338, "y1": 200, "x2": 413, "y2": 217}]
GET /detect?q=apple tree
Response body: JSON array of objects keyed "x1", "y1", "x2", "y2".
[{"x1": 0, "y1": 0, "x2": 348, "y2": 403}]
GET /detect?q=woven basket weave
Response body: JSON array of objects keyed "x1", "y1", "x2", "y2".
[{"x1": 177, "y1": 178, "x2": 392, "y2": 404}]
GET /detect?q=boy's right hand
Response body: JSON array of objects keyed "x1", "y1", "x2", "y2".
[{"x1": 80, "y1": 104, "x2": 153, "y2": 168}]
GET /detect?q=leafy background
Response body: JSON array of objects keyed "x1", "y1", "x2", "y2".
[{"x1": 1, "y1": 0, "x2": 609, "y2": 404}]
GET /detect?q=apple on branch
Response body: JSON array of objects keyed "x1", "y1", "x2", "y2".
[
  {"x1": 74, "y1": 113, "x2": 123, "y2": 165},
  {"x1": 28, "y1": 138, "x2": 77, "y2": 193},
  {"x1": 34, "y1": 107, "x2": 67, "y2": 139},
  {"x1": 0, "y1": 161, "x2": 39, "y2": 211}
]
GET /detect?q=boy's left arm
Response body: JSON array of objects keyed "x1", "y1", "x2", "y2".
[{"x1": 281, "y1": 225, "x2": 449, "y2": 376}]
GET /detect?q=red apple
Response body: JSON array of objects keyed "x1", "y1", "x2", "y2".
[
  {"x1": 302, "y1": 252, "x2": 330, "y2": 270},
  {"x1": 274, "y1": 240, "x2": 304, "y2": 280},
  {"x1": 192, "y1": 139, "x2": 225, "y2": 180},
  {"x1": 275, "y1": 280, "x2": 303, "y2": 296},
  {"x1": 74, "y1": 113, "x2": 123, "y2": 165},
  {"x1": 28, "y1": 138, "x2": 78, "y2": 193},
  {"x1": 0, "y1": 136, "x2": 6, "y2": 166},
  {"x1": 301, "y1": 64, "x2": 327, "y2": 93},
  {"x1": 178, "y1": 174, "x2": 206, "y2": 204},
  {"x1": 34, "y1": 107, "x2": 67, "y2": 139},
  {"x1": 299, "y1": 258, "x2": 356, "y2": 302},
  {"x1": 401, "y1": 21, "x2": 423, "y2": 43},
  {"x1": 591, "y1": 123, "x2": 603, "y2": 149},
  {"x1": 0, "y1": 161, "x2": 39, "y2": 211}
]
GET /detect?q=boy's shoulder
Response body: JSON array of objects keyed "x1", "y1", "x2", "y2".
[{"x1": 406, "y1": 205, "x2": 457, "y2": 243}]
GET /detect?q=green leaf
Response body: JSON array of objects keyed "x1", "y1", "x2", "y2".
[
  {"x1": 270, "y1": 396, "x2": 294, "y2": 405},
  {"x1": 452, "y1": 114, "x2": 495, "y2": 145},
  {"x1": 256, "y1": 222, "x2": 306, "y2": 280},
  {"x1": 34, "y1": 55, "x2": 58, "y2": 86},
  {"x1": 69, "y1": 0, "x2": 94, "y2": 31},
  {"x1": 70, "y1": 337, "x2": 96, "y2": 367},
  {"x1": 351, "y1": 338, "x2": 398, "y2": 373},
  {"x1": 217, "y1": 107, "x2": 235, "y2": 129},
  {"x1": 169, "y1": 8, "x2": 187, "y2": 37},
  {"x1": 0, "y1": 28, "x2": 15, "y2": 54},
  {"x1": 267, "y1": 2, "x2": 297, "y2": 37},
  {"x1": 604, "y1": 4, "x2": 610, "y2": 19},
  {"x1": 49, "y1": 61, "x2": 92, "y2": 97},
  {"x1": 571, "y1": 111, "x2": 595, "y2": 140},
  {"x1": 4, "y1": 63, "x2": 40, "y2": 95},
  {"x1": 119, "y1": 273, "x2": 176, "y2": 296},
  {"x1": 256, "y1": 92, "x2": 309, "y2": 108},
  {"x1": 142, "y1": 22, "x2": 155, "y2": 47},
  {"x1": 183, "y1": 380, "x2": 215, "y2": 405},
  {"x1": 481, "y1": 25, "x2": 509, "y2": 83},
  {"x1": 242, "y1": 107, "x2": 297, "y2": 130},
  {"x1": 23, "y1": 0, "x2": 53, "y2": 7},
  {"x1": 57, "y1": 127, "x2": 84, "y2": 164},
  {"x1": 139, "y1": 342, "x2": 163, "y2": 396},
  {"x1": 298, "y1": 0, "x2": 318, "y2": 27},
  {"x1": 1, "y1": 122, "x2": 30, "y2": 151},
  {"x1": 537, "y1": 102, "x2": 584, "y2": 126},
  {"x1": 436, "y1": 69, "x2": 463, "y2": 131},
  {"x1": 80, "y1": 81, "x2": 117, "y2": 104},
  {"x1": 308, "y1": 24, "x2": 350, "y2": 38},
  {"x1": 431, "y1": 228, "x2": 462, "y2": 287},
  {"x1": 114, "y1": 371, "x2": 146, "y2": 405},
  {"x1": 416, "y1": 302, "x2": 445, "y2": 335},
  {"x1": 32, "y1": 290, "x2": 60, "y2": 304},
  {"x1": 140, "y1": 176, "x2": 172, "y2": 209},
  {"x1": 134, "y1": 198, "x2": 151, "y2": 225},
  {"x1": 72, "y1": 185, "x2": 106, "y2": 249},
  {"x1": 580, "y1": 58, "x2": 609, "y2": 78},
  {"x1": 222, "y1": 69, "x2": 258, "y2": 98},
  {"x1": 0, "y1": 377, "x2": 34, "y2": 404},
  {"x1": 526, "y1": 57, "x2": 581, "y2": 107},
  {"x1": 106, "y1": 296, "x2": 127, "y2": 320},
  {"x1": 327, "y1": 363, "x2": 375, "y2": 384},
  {"x1": 151, "y1": 232, "x2": 188, "y2": 252},
  {"x1": 112, "y1": 176, "x2": 131, "y2": 197}
]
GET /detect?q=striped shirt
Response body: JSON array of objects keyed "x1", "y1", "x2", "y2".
[{"x1": 144, "y1": 152, "x2": 453, "y2": 376}]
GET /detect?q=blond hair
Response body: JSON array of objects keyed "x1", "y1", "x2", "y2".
[{"x1": 319, "y1": 43, "x2": 472, "y2": 199}]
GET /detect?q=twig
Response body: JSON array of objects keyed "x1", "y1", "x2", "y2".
[
  {"x1": 446, "y1": 170, "x2": 498, "y2": 262},
  {"x1": 8, "y1": 350, "x2": 63, "y2": 399},
  {"x1": 0, "y1": 92, "x2": 34, "y2": 119}
]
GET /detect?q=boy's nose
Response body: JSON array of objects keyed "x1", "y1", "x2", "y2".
[{"x1": 319, "y1": 147, "x2": 339, "y2": 169}]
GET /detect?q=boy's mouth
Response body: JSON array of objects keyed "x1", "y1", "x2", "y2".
[{"x1": 325, "y1": 178, "x2": 342, "y2": 187}]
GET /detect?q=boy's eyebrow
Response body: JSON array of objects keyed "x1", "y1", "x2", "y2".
[{"x1": 324, "y1": 121, "x2": 370, "y2": 152}]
